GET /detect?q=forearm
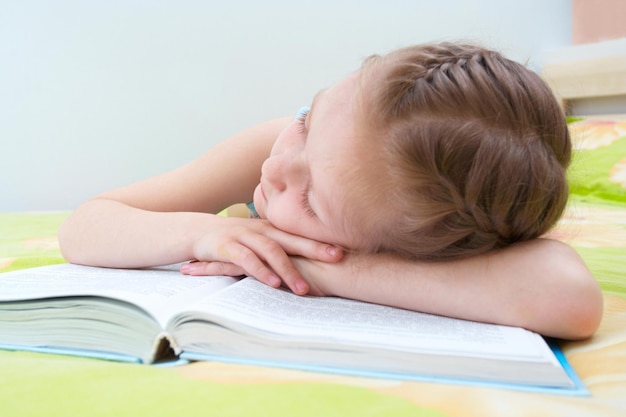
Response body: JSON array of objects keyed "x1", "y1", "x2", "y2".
[
  {"x1": 58, "y1": 118, "x2": 294, "y2": 268},
  {"x1": 299, "y1": 239, "x2": 603, "y2": 340},
  {"x1": 58, "y1": 199, "x2": 209, "y2": 268}
]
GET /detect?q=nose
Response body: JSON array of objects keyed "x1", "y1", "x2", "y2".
[
  {"x1": 262, "y1": 156, "x2": 287, "y2": 192},
  {"x1": 262, "y1": 154, "x2": 305, "y2": 193}
]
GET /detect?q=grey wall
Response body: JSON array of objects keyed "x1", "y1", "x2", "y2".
[{"x1": 0, "y1": 0, "x2": 572, "y2": 212}]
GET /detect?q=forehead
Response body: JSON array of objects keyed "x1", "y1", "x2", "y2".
[{"x1": 307, "y1": 72, "x2": 377, "y2": 249}]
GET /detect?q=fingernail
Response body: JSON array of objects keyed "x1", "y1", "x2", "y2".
[
  {"x1": 268, "y1": 276, "x2": 281, "y2": 287},
  {"x1": 327, "y1": 246, "x2": 339, "y2": 256},
  {"x1": 295, "y1": 280, "x2": 309, "y2": 294}
]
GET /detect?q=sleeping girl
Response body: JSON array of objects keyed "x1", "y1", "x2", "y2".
[{"x1": 58, "y1": 42, "x2": 603, "y2": 340}]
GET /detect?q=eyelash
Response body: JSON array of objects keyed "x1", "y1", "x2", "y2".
[
  {"x1": 296, "y1": 108, "x2": 314, "y2": 217},
  {"x1": 300, "y1": 188, "x2": 316, "y2": 218},
  {"x1": 296, "y1": 109, "x2": 310, "y2": 134}
]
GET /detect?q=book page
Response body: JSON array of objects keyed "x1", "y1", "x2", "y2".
[
  {"x1": 0, "y1": 264, "x2": 238, "y2": 326},
  {"x1": 183, "y1": 278, "x2": 554, "y2": 361}
]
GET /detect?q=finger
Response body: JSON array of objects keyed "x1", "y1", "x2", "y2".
[
  {"x1": 265, "y1": 228, "x2": 344, "y2": 263},
  {"x1": 219, "y1": 241, "x2": 284, "y2": 290},
  {"x1": 235, "y1": 235, "x2": 310, "y2": 295},
  {"x1": 180, "y1": 261, "x2": 246, "y2": 277}
]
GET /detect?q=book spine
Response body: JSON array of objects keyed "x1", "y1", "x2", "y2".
[{"x1": 150, "y1": 332, "x2": 181, "y2": 364}]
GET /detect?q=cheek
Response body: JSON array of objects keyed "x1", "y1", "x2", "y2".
[
  {"x1": 267, "y1": 195, "x2": 297, "y2": 223},
  {"x1": 266, "y1": 196, "x2": 311, "y2": 235}
]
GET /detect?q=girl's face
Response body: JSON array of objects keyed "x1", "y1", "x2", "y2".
[{"x1": 253, "y1": 72, "x2": 364, "y2": 249}]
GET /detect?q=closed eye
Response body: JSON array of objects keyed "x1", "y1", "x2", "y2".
[{"x1": 300, "y1": 187, "x2": 316, "y2": 218}]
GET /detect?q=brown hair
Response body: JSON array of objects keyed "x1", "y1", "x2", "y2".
[{"x1": 348, "y1": 43, "x2": 571, "y2": 261}]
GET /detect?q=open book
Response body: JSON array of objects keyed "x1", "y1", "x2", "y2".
[{"x1": 0, "y1": 264, "x2": 587, "y2": 395}]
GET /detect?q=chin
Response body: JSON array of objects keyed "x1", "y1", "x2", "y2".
[{"x1": 252, "y1": 187, "x2": 266, "y2": 218}]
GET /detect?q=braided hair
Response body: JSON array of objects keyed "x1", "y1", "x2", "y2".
[{"x1": 350, "y1": 43, "x2": 571, "y2": 261}]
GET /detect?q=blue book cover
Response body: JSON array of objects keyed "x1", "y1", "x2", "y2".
[{"x1": 181, "y1": 339, "x2": 589, "y2": 397}]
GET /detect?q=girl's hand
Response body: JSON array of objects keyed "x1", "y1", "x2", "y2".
[
  {"x1": 180, "y1": 216, "x2": 343, "y2": 295},
  {"x1": 288, "y1": 255, "x2": 358, "y2": 297}
]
